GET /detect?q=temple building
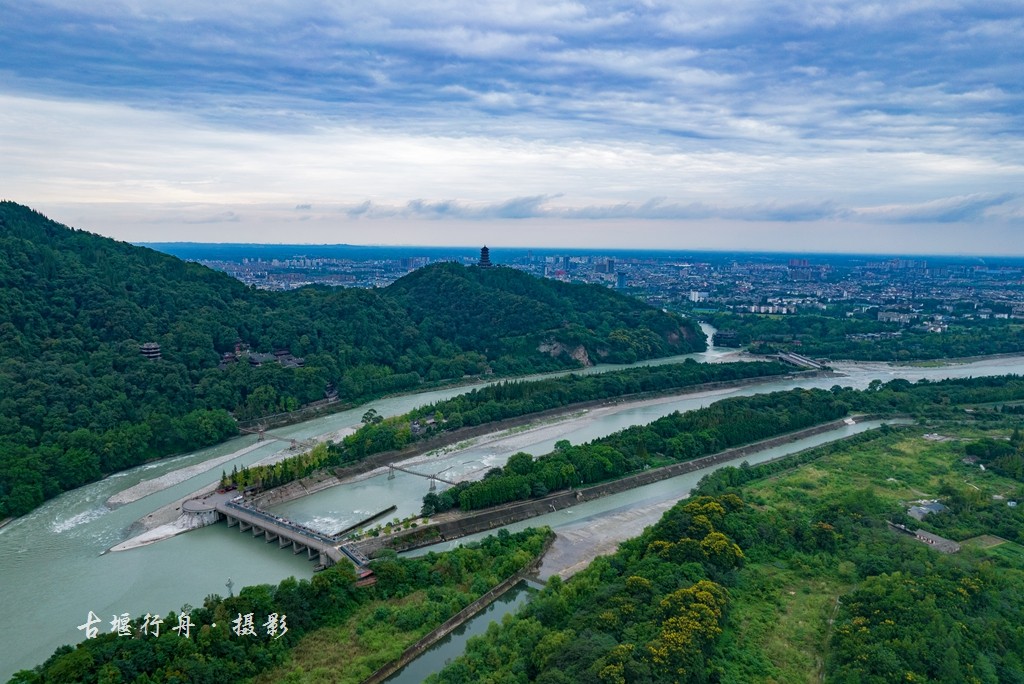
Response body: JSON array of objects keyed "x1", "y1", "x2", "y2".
[
  {"x1": 139, "y1": 342, "x2": 162, "y2": 360},
  {"x1": 479, "y1": 246, "x2": 492, "y2": 268}
]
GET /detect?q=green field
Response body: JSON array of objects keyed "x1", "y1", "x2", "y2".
[
  {"x1": 712, "y1": 425, "x2": 1024, "y2": 683},
  {"x1": 985, "y1": 540, "x2": 1024, "y2": 567},
  {"x1": 745, "y1": 429, "x2": 1014, "y2": 512}
]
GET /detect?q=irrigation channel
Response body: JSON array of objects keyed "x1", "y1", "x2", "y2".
[
  {"x1": 1, "y1": 333, "x2": 1023, "y2": 679},
  {"x1": 382, "y1": 580, "x2": 538, "y2": 684}
]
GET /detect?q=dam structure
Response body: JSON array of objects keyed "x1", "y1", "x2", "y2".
[{"x1": 182, "y1": 491, "x2": 369, "y2": 568}]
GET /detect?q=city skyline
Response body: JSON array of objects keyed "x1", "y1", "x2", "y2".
[{"x1": 2, "y1": 2, "x2": 1023, "y2": 253}]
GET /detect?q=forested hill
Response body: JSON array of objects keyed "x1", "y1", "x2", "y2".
[
  {"x1": 0, "y1": 202, "x2": 704, "y2": 517},
  {"x1": 386, "y1": 261, "x2": 703, "y2": 370}
]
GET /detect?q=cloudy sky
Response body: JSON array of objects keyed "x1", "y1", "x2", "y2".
[{"x1": 2, "y1": 1, "x2": 1022, "y2": 253}]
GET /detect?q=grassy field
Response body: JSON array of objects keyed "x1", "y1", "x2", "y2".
[
  {"x1": 962, "y1": 533, "x2": 1009, "y2": 549},
  {"x1": 717, "y1": 564, "x2": 851, "y2": 683},
  {"x1": 716, "y1": 425, "x2": 1023, "y2": 683},
  {"x1": 252, "y1": 591, "x2": 440, "y2": 684},
  {"x1": 985, "y1": 539, "x2": 1024, "y2": 566},
  {"x1": 745, "y1": 427, "x2": 1017, "y2": 513}
]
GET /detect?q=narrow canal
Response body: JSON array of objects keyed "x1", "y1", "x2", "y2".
[{"x1": 383, "y1": 581, "x2": 537, "y2": 684}]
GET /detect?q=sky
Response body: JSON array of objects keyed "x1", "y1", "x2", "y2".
[{"x1": 2, "y1": 1, "x2": 1023, "y2": 254}]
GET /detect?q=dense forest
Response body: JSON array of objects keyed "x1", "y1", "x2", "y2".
[
  {"x1": 710, "y1": 311, "x2": 1024, "y2": 361},
  {"x1": 427, "y1": 494, "x2": 749, "y2": 684},
  {"x1": 427, "y1": 420, "x2": 1024, "y2": 683},
  {"x1": 963, "y1": 428, "x2": 1024, "y2": 482},
  {"x1": 0, "y1": 202, "x2": 703, "y2": 517},
  {"x1": 8, "y1": 527, "x2": 552, "y2": 684}
]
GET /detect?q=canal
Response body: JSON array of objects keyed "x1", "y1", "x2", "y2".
[{"x1": 382, "y1": 581, "x2": 537, "y2": 684}]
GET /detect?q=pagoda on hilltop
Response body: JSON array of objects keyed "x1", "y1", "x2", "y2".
[{"x1": 479, "y1": 245, "x2": 493, "y2": 267}]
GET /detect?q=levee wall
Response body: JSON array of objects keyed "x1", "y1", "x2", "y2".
[
  {"x1": 353, "y1": 414, "x2": 891, "y2": 556},
  {"x1": 254, "y1": 370, "x2": 826, "y2": 508},
  {"x1": 360, "y1": 535, "x2": 553, "y2": 684}
]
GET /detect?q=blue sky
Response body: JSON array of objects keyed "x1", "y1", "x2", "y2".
[{"x1": 2, "y1": 1, "x2": 1022, "y2": 253}]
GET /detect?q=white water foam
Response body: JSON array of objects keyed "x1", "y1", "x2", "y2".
[{"x1": 50, "y1": 507, "x2": 109, "y2": 534}]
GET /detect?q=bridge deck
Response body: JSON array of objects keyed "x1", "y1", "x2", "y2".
[
  {"x1": 389, "y1": 463, "x2": 456, "y2": 485},
  {"x1": 215, "y1": 499, "x2": 366, "y2": 568}
]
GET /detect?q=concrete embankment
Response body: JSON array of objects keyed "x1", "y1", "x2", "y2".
[
  {"x1": 352, "y1": 414, "x2": 889, "y2": 557},
  {"x1": 360, "y1": 535, "x2": 553, "y2": 684},
  {"x1": 331, "y1": 506, "x2": 397, "y2": 538},
  {"x1": 252, "y1": 369, "x2": 826, "y2": 508}
]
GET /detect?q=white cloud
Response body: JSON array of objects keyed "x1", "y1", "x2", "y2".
[
  {"x1": 852, "y1": 193, "x2": 1018, "y2": 223},
  {"x1": 3, "y1": 1, "x2": 1023, "y2": 253}
]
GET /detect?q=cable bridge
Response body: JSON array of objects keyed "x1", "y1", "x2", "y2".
[
  {"x1": 387, "y1": 464, "x2": 456, "y2": 491},
  {"x1": 238, "y1": 425, "x2": 316, "y2": 450}
]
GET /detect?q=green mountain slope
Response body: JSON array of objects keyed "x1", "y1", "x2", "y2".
[
  {"x1": 0, "y1": 201, "x2": 704, "y2": 516},
  {"x1": 386, "y1": 261, "x2": 702, "y2": 372}
]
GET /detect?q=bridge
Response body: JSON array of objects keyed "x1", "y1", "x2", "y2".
[
  {"x1": 183, "y1": 492, "x2": 366, "y2": 569},
  {"x1": 239, "y1": 425, "x2": 316, "y2": 450},
  {"x1": 776, "y1": 351, "x2": 825, "y2": 370},
  {"x1": 388, "y1": 464, "x2": 456, "y2": 491}
]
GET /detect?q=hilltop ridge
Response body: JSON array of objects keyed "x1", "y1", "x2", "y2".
[{"x1": 0, "y1": 201, "x2": 704, "y2": 516}]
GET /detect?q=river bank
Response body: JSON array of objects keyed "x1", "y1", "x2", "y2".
[
  {"x1": 252, "y1": 368, "x2": 824, "y2": 508},
  {"x1": 105, "y1": 441, "x2": 268, "y2": 507},
  {"x1": 106, "y1": 368, "x2": 818, "y2": 552},
  {"x1": 361, "y1": 534, "x2": 554, "y2": 684},
  {"x1": 351, "y1": 415, "x2": 892, "y2": 557}
]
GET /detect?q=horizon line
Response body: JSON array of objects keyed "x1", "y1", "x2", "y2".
[{"x1": 135, "y1": 242, "x2": 1024, "y2": 261}]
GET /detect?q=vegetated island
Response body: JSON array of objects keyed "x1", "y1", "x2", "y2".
[
  {"x1": 220, "y1": 357, "x2": 803, "y2": 496},
  {"x1": 0, "y1": 201, "x2": 704, "y2": 518},
  {"x1": 349, "y1": 375, "x2": 1024, "y2": 555}
]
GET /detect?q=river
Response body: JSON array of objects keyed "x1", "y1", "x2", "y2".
[{"x1": 2, "y1": 338, "x2": 1023, "y2": 680}]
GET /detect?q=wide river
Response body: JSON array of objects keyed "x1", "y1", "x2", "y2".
[{"x1": 2, "y1": 335, "x2": 1023, "y2": 679}]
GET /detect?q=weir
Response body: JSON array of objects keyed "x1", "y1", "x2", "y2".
[
  {"x1": 220, "y1": 500, "x2": 351, "y2": 566},
  {"x1": 183, "y1": 492, "x2": 363, "y2": 569}
]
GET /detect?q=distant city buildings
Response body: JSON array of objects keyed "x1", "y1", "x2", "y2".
[{"x1": 173, "y1": 246, "x2": 1024, "y2": 318}]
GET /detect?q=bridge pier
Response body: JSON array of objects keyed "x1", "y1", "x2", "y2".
[{"x1": 211, "y1": 499, "x2": 365, "y2": 572}]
